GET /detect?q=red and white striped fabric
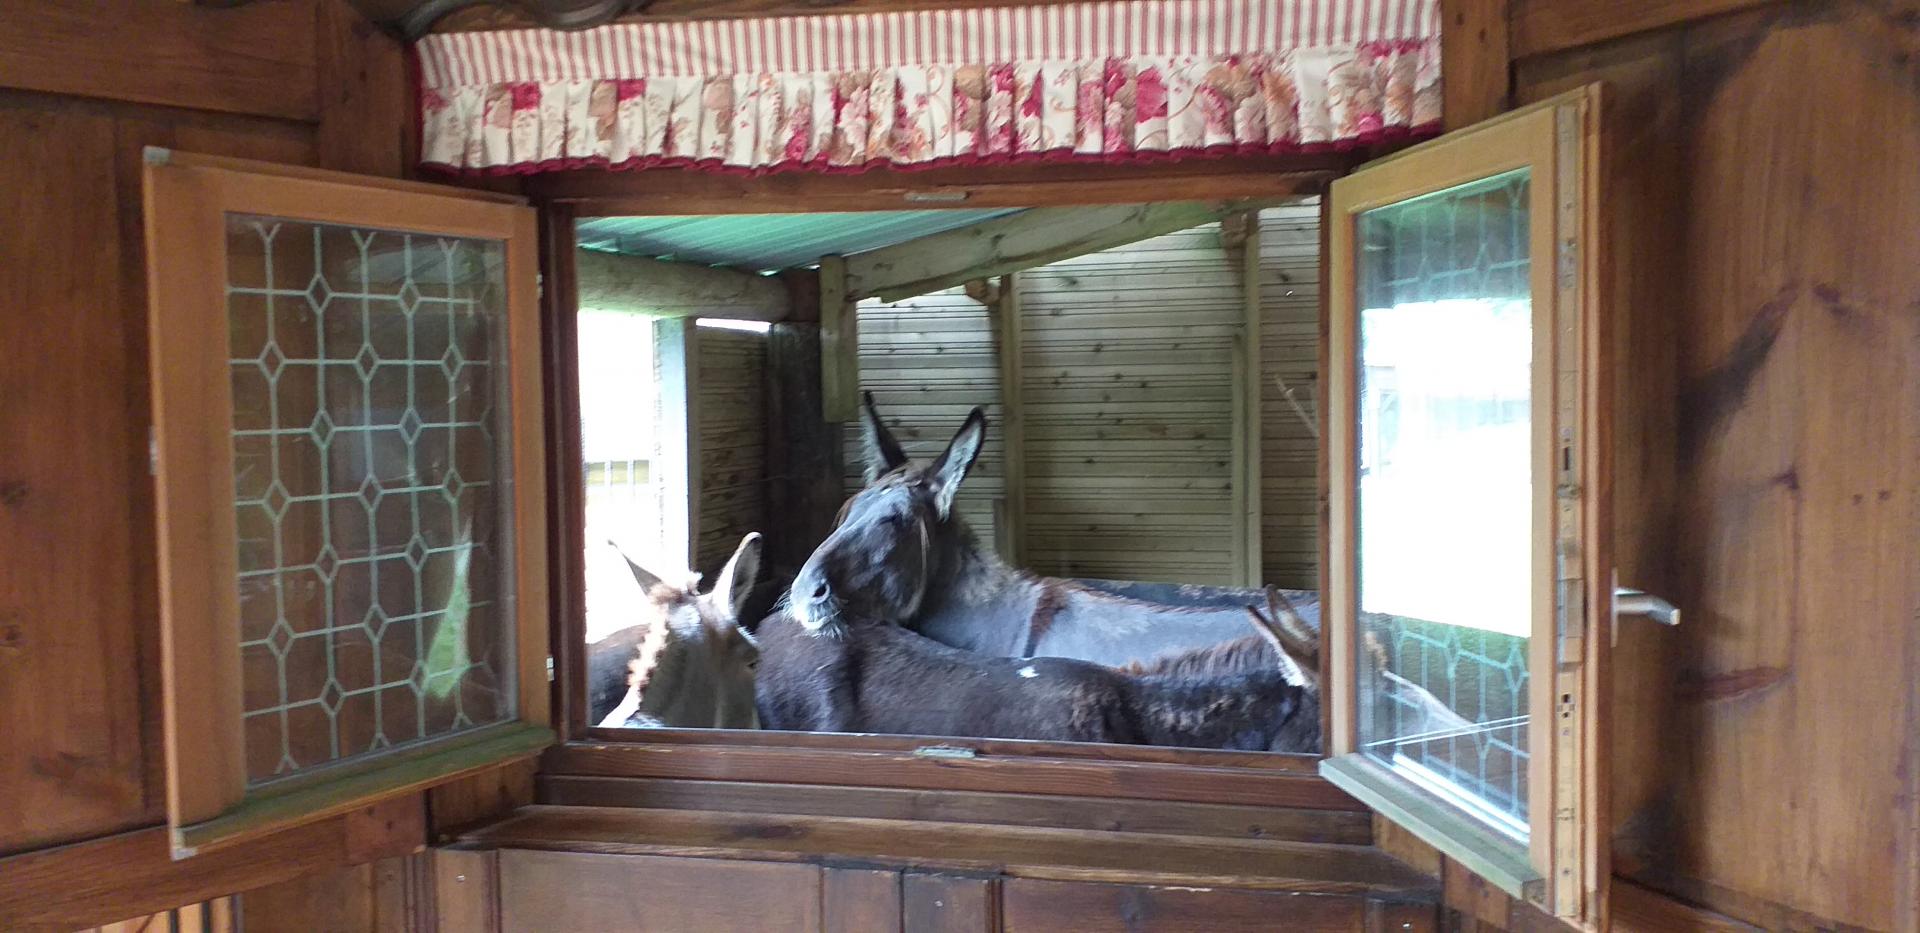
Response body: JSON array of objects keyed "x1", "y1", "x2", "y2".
[{"x1": 416, "y1": 0, "x2": 1440, "y2": 175}]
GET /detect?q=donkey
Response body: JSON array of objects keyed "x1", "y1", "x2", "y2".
[
  {"x1": 588, "y1": 533, "x2": 764, "y2": 729},
  {"x1": 754, "y1": 596, "x2": 1321, "y2": 752},
  {"x1": 786, "y1": 392, "x2": 1320, "y2": 669}
]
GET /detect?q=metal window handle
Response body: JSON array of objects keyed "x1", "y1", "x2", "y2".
[{"x1": 1614, "y1": 588, "x2": 1680, "y2": 626}]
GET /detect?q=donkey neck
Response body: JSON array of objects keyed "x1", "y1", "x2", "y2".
[{"x1": 910, "y1": 526, "x2": 1045, "y2": 658}]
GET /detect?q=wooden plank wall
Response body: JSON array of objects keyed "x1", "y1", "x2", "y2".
[
  {"x1": 693, "y1": 326, "x2": 770, "y2": 578},
  {"x1": 1017, "y1": 223, "x2": 1242, "y2": 583},
  {"x1": 1257, "y1": 202, "x2": 1323, "y2": 590},
  {"x1": 844, "y1": 289, "x2": 1007, "y2": 554}
]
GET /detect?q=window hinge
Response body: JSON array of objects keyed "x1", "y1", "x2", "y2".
[
  {"x1": 148, "y1": 426, "x2": 159, "y2": 477},
  {"x1": 546, "y1": 656, "x2": 555, "y2": 682},
  {"x1": 1556, "y1": 572, "x2": 1586, "y2": 666}
]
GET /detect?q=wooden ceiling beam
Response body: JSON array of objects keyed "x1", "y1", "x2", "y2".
[
  {"x1": 844, "y1": 198, "x2": 1285, "y2": 303},
  {"x1": 575, "y1": 248, "x2": 790, "y2": 321}
]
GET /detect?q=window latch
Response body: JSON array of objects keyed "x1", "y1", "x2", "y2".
[{"x1": 1611, "y1": 571, "x2": 1680, "y2": 647}]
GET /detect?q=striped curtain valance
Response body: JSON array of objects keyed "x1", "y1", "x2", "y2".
[{"x1": 416, "y1": 0, "x2": 1441, "y2": 175}]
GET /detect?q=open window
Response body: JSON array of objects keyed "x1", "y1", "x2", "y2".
[
  {"x1": 143, "y1": 152, "x2": 553, "y2": 857},
  {"x1": 1319, "y1": 87, "x2": 1608, "y2": 922}
]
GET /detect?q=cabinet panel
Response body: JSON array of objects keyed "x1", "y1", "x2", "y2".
[
  {"x1": 903, "y1": 873, "x2": 996, "y2": 933},
  {"x1": 824, "y1": 867, "x2": 902, "y2": 933},
  {"x1": 1002, "y1": 878, "x2": 1393, "y2": 932},
  {"x1": 497, "y1": 850, "x2": 822, "y2": 933}
]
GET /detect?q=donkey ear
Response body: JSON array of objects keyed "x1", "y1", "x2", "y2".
[
  {"x1": 711, "y1": 532, "x2": 763, "y2": 623},
  {"x1": 861, "y1": 390, "x2": 909, "y2": 484},
  {"x1": 612, "y1": 540, "x2": 664, "y2": 592},
  {"x1": 926, "y1": 407, "x2": 986, "y2": 519}
]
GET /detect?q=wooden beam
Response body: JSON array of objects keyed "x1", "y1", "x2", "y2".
[
  {"x1": 978, "y1": 274, "x2": 1026, "y2": 568},
  {"x1": 847, "y1": 200, "x2": 1278, "y2": 304},
  {"x1": 1508, "y1": 0, "x2": 1779, "y2": 59},
  {"x1": 1440, "y1": 0, "x2": 1511, "y2": 129},
  {"x1": 0, "y1": 0, "x2": 319, "y2": 122},
  {"x1": 765, "y1": 322, "x2": 846, "y2": 579},
  {"x1": 1223, "y1": 212, "x2": 1263, "y2": 586},
  {"x1": 316, "y1": 0, "x2": 410, "y2": 177},
  {"x1": 575, "y1": 249, "x2": 790, "y2": 321},
  {"x1": 818, "y1": 255, "x2": 858, "y2": 423}
]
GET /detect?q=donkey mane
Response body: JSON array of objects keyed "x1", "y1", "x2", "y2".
[
  {"x1": 1121, "y1": 635, "x2": 1278, "y2": 678},
  {"x1": 623, "y1": 575, "x2": 702, "y2": 698}
]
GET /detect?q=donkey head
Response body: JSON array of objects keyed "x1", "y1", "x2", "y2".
[
  {"x1": 600, "y1": 533, "x2": 764, "y2": 729},
  {"x1": 789, "y1": 393, "x2": 985, "y2": 636}
]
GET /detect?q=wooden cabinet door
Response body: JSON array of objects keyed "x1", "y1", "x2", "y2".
[
  {"x1": 497, "y1": 850, "x2": 824, "y2": 933},
  {"x1": 1002, "y1": 878, "x2": 1435, "y2": 932}
]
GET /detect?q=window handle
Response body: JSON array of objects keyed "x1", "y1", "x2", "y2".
[{"x1": 1613, "y1": 588, "x2": 1680, "y2": 627}]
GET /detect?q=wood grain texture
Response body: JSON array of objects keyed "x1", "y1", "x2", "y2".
[
  {"x1": 764, "y1": 323, "x2": 846, "y2": 580},
  {"x1": 0, "y1": 106, "x2": 151, "y2": 854},
  {"x1": 903, "y1": 873, "x2": 997, "y2": 933},
  {"x1": 823, "y1": 867, "x2": 902, "y2": 933},
  {"x1": 497, "y1": 849, "x2": 823, "y2": 932},
  {"x1": 1001, "y1": 878, "x2": 1401, "y2": 932},
  {"x1": 576, "y1": 249, "x2": 791, "y2": 320},
  {"x1": 539, "y1": 776, "x2": 1374, "y2": 845},
  {"x1": 0, "y1": 799, "x2": 424, "y2": 932},
  {"x1": 1516, "y1": 4, "x2": 1920, "y2": 930},
  {"x1": 462, "y1": 805, "x2": 1438, "y2": 896},
  {"x1": 0, "y1": 0, "x2": 319, "y2": 121},
  {"x1": 429, "y1": 758, "x2": 539, "y2": 841},
  {"x1": 434, "y1": 848, "x2": 500, "y2": 933},
  {"x1": 1509, "y1": 0, "x2": 1780, "y2": 59},
  {"x1": 531, "y1": 159, "x2": 1342, "y2": 214},
  {"x1": 1439, "y1": 0, "x2": 1511, "y2": 129},
  {"x1": 694, "y1": 327, "x2": 771, "y2": 578},
  {"x1": 315, "y1": 0, "x2": 408, "y2": 176},
  {"x1": 543, "y1": 741, "x2": 1359, "y2": 810}
]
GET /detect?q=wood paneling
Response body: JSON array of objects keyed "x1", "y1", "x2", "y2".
[
  {"x1": 824, "y1": 867, "x2": 903, "y2": 933},
  {"x1": 847, "y1": 287, "x2": 1008, "y2": 551},
  {"x1": 0, "y1": 798, "x2": 422, "y2": 932},
  {"x1": 434, "y1": 848, "x2": 500, "y2": 933},
  {"x1": 903, "y1": 873, "x2": 997, "y2": 933},
  {"x1": 239, "y1": 856, "x2": 419, "y2": 933},
  {"x1": 316, "y1": 0, "x2": 409, "y2": 177},
  {"x1": 463, "y1": 805, "x2": 1437, "y2": 896},
  {"x1": 539, "y1": 776, "x2": 1374, "y2": 845},
  {"x1": 694, "y1": 326, "x2": 770, "y2": 578},
  {"x1": 1020, "y1": 222, "x2": 1242, "y2": 584},
  {"x1": 497, "y1": 849, "x2": 823, "y2": 932},
  {"x1": 1257, "y1": 202, "x2": 1323, "y2": 589},
  {"x1": 1439, "y1": 0, "x2": 1511, "y2": 129},
  {"x1": 1508, "y1": 0, "x2": 1781, "y2": 59},
  {"x1": 0, "y1": 1, "x2": 320, "y2": 122},
  {"x1": 1514, "y1": 3, "x2": 1920, "y2": 930},
  {"x1": 1002, "y1": 878, "x2": 1407, "y2": 932},
  {"x1": 0, "y1": 105, "x2": 154, "y2": 854}
]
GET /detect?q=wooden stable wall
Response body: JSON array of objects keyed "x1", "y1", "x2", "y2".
[
  {"x1": 1256, "y1": 201, "x2": 1323, "y2": 591},
  {"x1": 0, "y1": 3, "x2": 533, "y2": 929},
  {"x1": 1436, "y1": 0, "x2": 1920, "y2": 929},
  {"x1": 847, "y1": 287, "x2": 1010, "y2": 553},
  {"x1": 692, "y1": 326, "x2": 770, "y2": 577}
]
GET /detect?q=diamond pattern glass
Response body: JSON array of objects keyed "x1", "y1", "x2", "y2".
[
  {"x1": 1353, "y1": 170, "x2": 1533, "y2": 835},
  {"x1": 226, "y1": 215, "x2": 516, "y2": 785}
]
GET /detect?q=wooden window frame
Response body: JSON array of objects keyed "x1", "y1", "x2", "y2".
[
  {"x1": 144, "y1": 151, "x2": 554, "y2": 858},
  {"x1": 537, "y1": 157, "x2": 1362, "y2": 791},
  {"x1": 1318, "y1": 86, "x2": 1607, "y2": 925}
]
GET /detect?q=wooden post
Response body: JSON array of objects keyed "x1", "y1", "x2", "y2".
[
  {"x1": 1440, "y1": 0, "x2": 1511, "y2": 130},
  {"x1": 978, "y1": 274, "x2": 1026, "y2": 568},
  {"x1": 654, "y1": 318, "x2": 699, "y2": 567},
  {"x1": 1224, "y1": 212, "x2": 1264, "y2": 586},
  {"x1": 764, "y1": 322, "x2": 846, "y2": 583},
  {"x1": 818, "y1": 255, "x2": 858, "y2": 422}
]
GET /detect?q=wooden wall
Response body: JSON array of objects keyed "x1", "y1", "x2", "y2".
[
  {"x1": 692, "y1": 326, "x2": 770, "y2": 577},
  {"x1": 1256, "y1": 201, "x2": 1324, "y2": 590},
  {"x1": 1018, "y1": 223, "x2": 1242, "y2": 583},
  {"x1": 1454, "y1": 0, "x2": 1920, "y2": 929},
  {"x1": 0, "y1": 3, "x2": 505, "y2": 929},
  {"x1": 846, "y1": 288, "x2": 1009, "y2": 553}
]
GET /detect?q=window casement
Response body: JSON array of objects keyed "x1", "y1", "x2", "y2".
[
  {"x1": 144, "y1": 151, "x2": 553, "y2": 857},
  {"x1": 1319, "y1": 85, "x2": 1609, "y2": 925}
]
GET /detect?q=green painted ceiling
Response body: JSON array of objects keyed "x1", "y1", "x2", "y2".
[{"x1": 575, "y1": 209, "x2": 1021, "y2": 273}]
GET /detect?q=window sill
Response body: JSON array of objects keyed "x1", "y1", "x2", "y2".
[
  {"x1": 1318, "y1": 752, "x2": 1541, "y2": 901},
  {"x1": 173, "y1": 721, "x2": 554, "y2": 858}
]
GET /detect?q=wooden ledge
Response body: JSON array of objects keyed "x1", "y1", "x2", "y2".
[{"x1": 457, "y1": 805, "x2": 1442, "y2": 900}]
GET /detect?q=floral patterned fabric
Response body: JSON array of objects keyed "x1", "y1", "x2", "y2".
[{"x1": 416, "y1": 0, "x2": 1440, "y2": 175}]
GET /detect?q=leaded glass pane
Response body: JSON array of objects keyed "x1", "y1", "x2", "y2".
[
  {"x1": 226, "y1": 216, "x2": 516, "y2": 785},
  {"x1": 1354, "y1": 169, "x2": 1533, "y2": 837}
]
